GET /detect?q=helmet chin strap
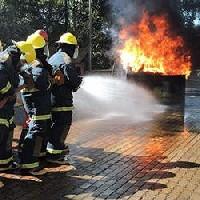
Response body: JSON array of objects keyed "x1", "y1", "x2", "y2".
[{"x1": 44, "y1": 44, "x2": 50, "y2": 57}]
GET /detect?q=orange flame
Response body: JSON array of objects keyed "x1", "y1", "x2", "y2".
[{"x1": 117, "y1": 12, "x2": 192, "y2": 77}]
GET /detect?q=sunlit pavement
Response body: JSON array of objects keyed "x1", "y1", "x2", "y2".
[{"x1": 1, "y1": 73, "x2": 200, "y2": 200}]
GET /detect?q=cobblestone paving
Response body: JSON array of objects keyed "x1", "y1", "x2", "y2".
[{"x1": 1, "y1": 74, "x2": 200, "y2": 200}]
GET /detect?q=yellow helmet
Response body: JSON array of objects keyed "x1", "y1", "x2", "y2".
[
  {"x1": 27, "y1": 33, "x2": 46, "y2": 49},
  {"x1": 56, "y1": 32, "x2": 77, "y2": 45},
  {"x1": 35, "y1": 29, "x2": 48, "y2": 42},
  {"x1": 16, "y1": 41, "x2": 36, "y2": 64}
]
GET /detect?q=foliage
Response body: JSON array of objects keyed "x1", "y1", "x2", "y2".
[
  {"x1": 0, "y1": 0, "x2": 200, "y2": 69},
  {"x1": 0, "y1": 0, "x2": 112, "y2": 69}
]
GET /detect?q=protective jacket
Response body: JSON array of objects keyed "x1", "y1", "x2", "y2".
[
  {"x1": 0, "y1": 61, "x2": 19, "y2": 111},
  {"x1": 48, "y1": 51, "x2": 82, "y2": 111},
  {"x1": 0, "y1": 60, "x2": 19, "y2": 168}
]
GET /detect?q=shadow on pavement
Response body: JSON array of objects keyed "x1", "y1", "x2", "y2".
[
  {"x1": 7, "y1": 89, "x2": 200, "y2": 199},
  {"x1": 0, "y1": 145, "x2": 200, "y2": 200}
]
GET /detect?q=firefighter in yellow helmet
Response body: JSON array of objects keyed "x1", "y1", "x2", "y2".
[
  {"x1": 34, "y1": 30, "x2": 49, "y2": 57},
  {"x1": 26, "y1": 32, "x2": 52, "y2": 74},
  {"x1": 46, "y1": 32, "x2": 82, "y2": 164},
  {"x1": 16, "y1": 41, "x2": 51, "y2": 175},
  {"x1": 18, "y1": 32, "x2": 52, "y2": 158},
  {"x1": 0, "y1": 43, "x2": 21, "y2": 171}
]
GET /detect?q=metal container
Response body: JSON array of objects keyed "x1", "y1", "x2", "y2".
[{"x1": 127, "y1": 72, "x2": 186, "y2": 105}]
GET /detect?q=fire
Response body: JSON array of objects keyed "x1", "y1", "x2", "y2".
[{"x1": 117, "y1": 12, "x2": 192, "y2": 77}]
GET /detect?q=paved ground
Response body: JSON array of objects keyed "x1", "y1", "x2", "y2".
[{"x1": 1, "y1": 73, "x2": 200, "y2": 200}]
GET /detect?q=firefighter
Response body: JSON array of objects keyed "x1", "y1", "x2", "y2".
[
  {"x1": 47, "y1": 32, "x2": 82, "y2": 164},
  {"x1": 28, "y1": 30, "x2": 52, "y2": 74},
  {"x1": 19, "y1": 31, "x2": 52, "y2": 157},
  {"x1": 16, "y1": 41, "x2": 51, "y2": 175},
  {"x1": 0, "y1": 44, "x2": 21, "y2": 171},
  {"x1": 35, "y1": 29, "x2": 49, "y2": 58}
]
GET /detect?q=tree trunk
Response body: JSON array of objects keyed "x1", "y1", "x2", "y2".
[{"x1": 64, "y1": 0, "x2": 69, "y2": 31}]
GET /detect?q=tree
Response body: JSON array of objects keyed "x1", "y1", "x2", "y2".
[
  {"x1": 2, "y1": 0, "x2": 200, "y2": 70},
  {"x1": 0, "y1": 0, "x2": 112, "y2": 69}
]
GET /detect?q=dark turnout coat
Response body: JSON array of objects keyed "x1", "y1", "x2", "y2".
[{"x1": 48, "y1": 51, "x2": 82, "y2": 111}]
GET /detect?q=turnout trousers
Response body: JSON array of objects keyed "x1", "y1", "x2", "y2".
[
  {"x1": 0, "y1": 114, "x2": 14, "y2": 169},
  {"x1": 20, "y1": 92, "x2": 51, "y2": 169},
  {"x1": 47, "y1": 108, "x2": 72, "y2": 156}
]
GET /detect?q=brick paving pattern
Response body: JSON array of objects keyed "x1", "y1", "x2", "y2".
[{"x1": 1, "y1": 72, "x2": 200, "y2": 200}]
